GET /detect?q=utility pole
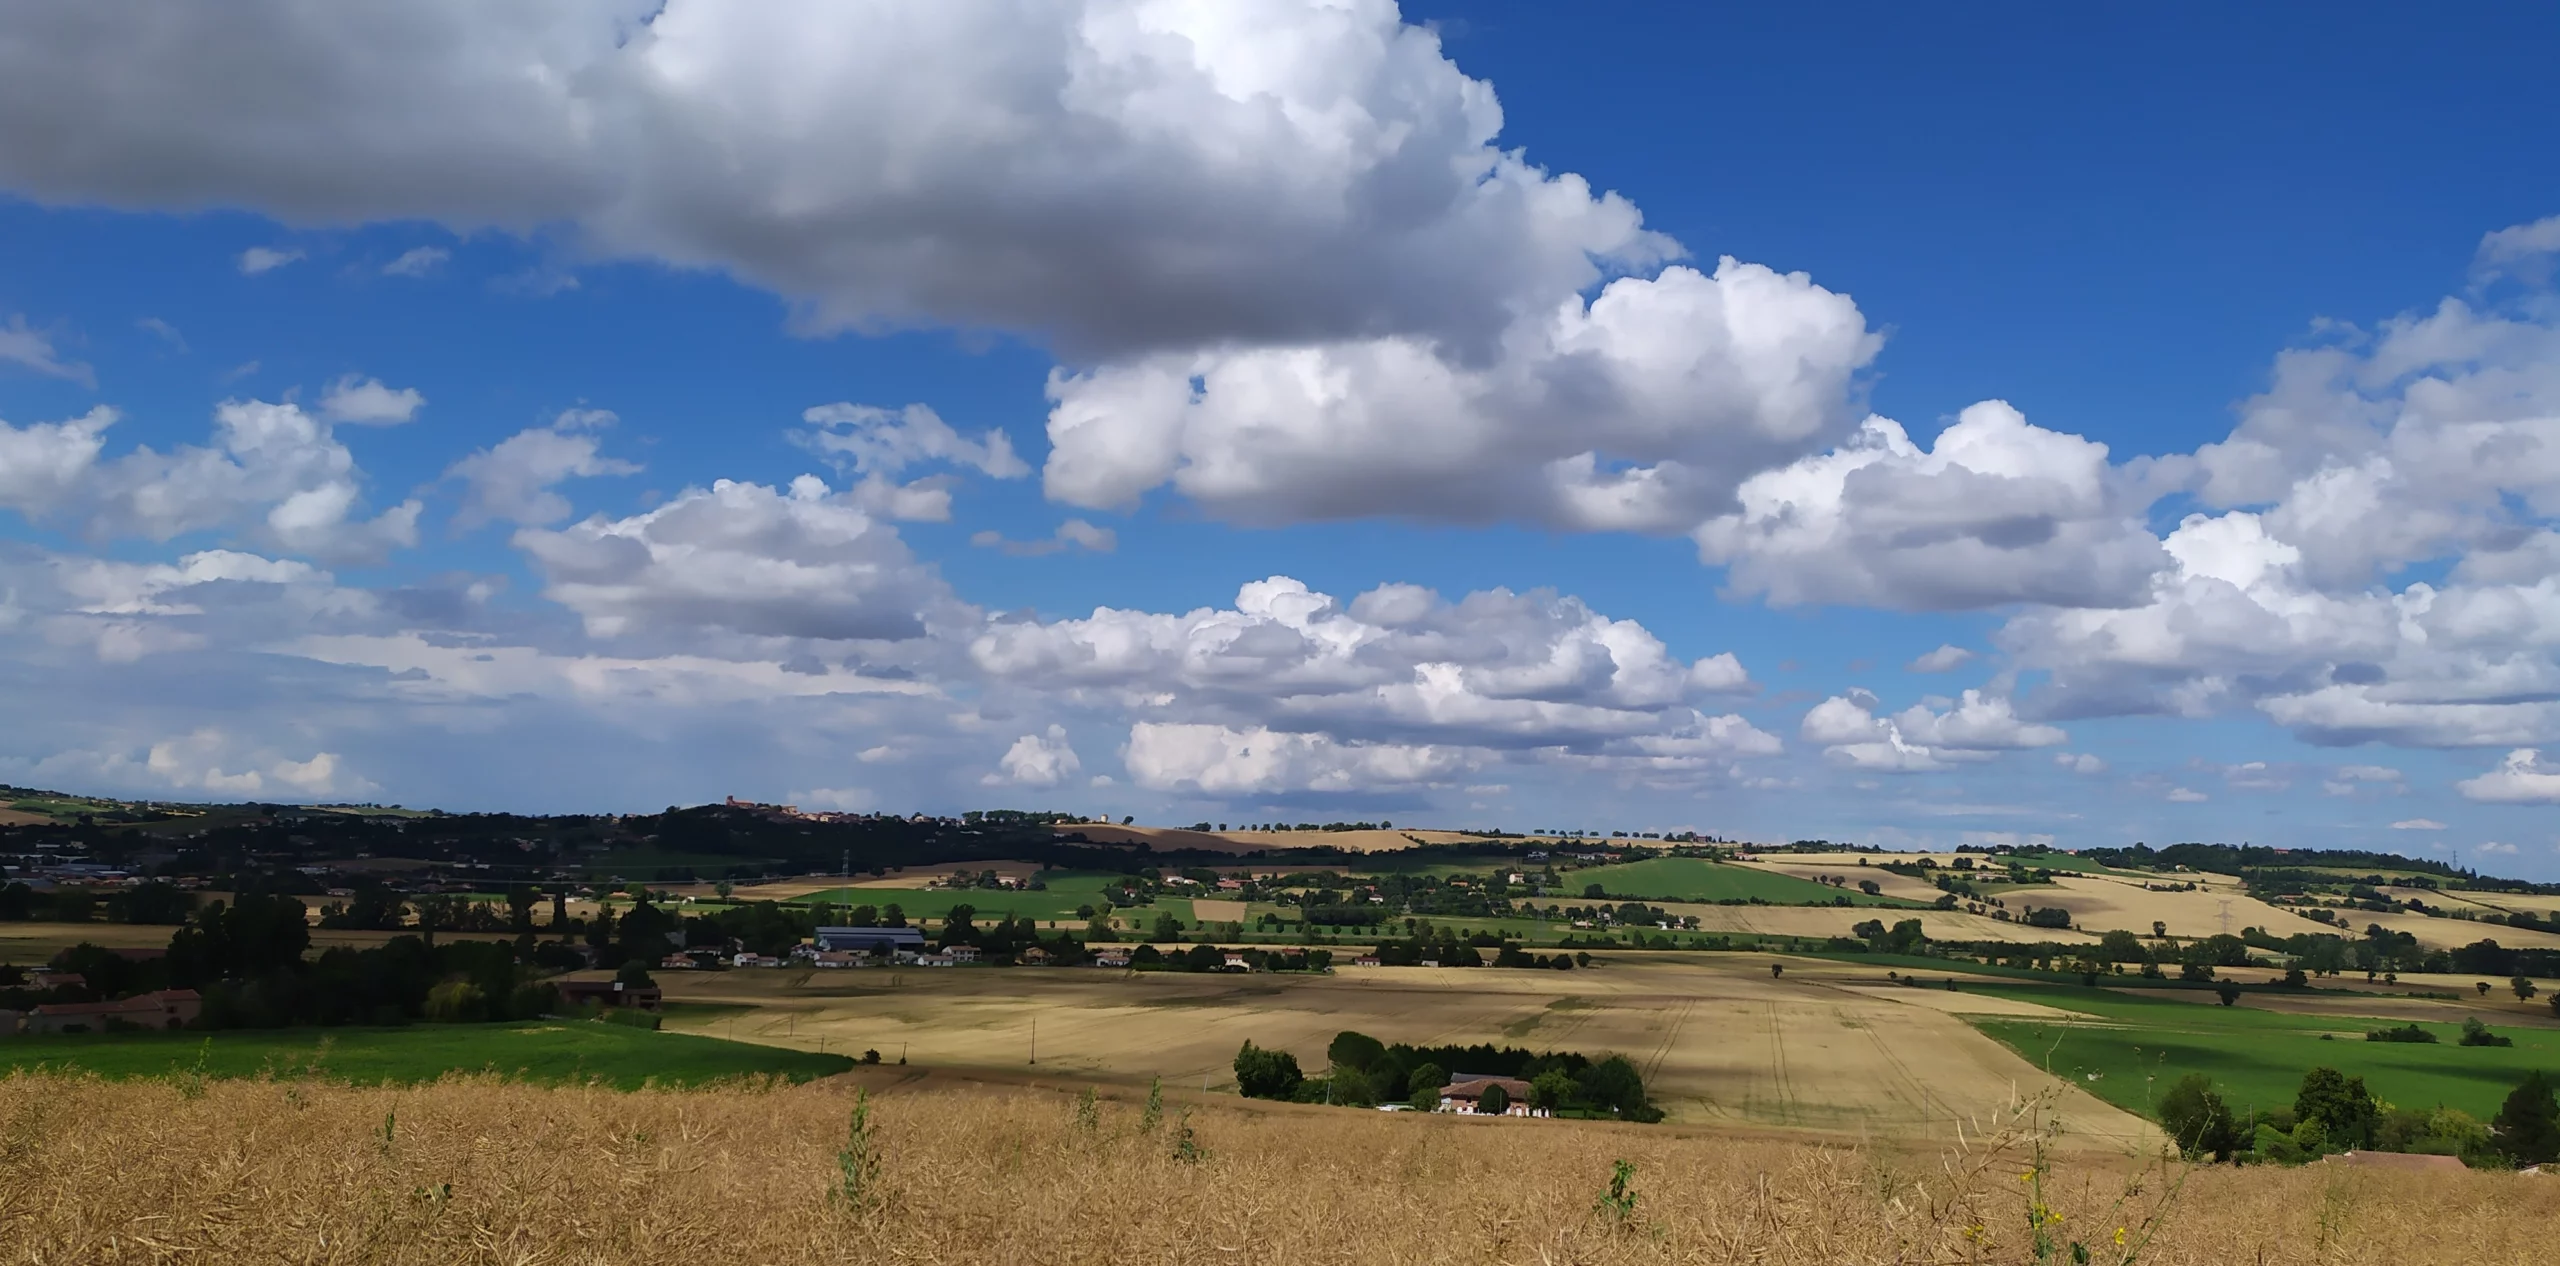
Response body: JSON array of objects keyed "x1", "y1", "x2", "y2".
[
  {"x1": 2218, "y1": 900, "x2": 2232, "y2": 936},
  {"x1": 1029, "y1": 1016, "x2": 1037, "y2": 1065}
]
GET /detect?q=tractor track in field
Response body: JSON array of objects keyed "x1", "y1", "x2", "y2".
[
  {"x1": 1764, "y1": 1001, "x2": 1800, "y2": 1126},
  {"x1": 1642, "y1": 999, "x2": 1695, "y2": 1087}
]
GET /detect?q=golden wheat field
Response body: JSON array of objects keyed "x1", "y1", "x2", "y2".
[
  {"x1": 0, "y1": 1070, "x2": 2548, "y2": 1266},
  {"x1": 656, "y1": 955, "x2": 2159, "y2": 1144}
]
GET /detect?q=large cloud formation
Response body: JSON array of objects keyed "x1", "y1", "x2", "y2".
[
  {"x1": 0, "y1": 0, "x2": 1656, "y2": 359},
  {"x1": 0, "y1": 1, "x2": 1885, "y2": 534}
]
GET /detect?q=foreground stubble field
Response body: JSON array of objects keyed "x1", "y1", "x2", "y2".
[{"x1": 0, "y1": 1071, "x2": 2548, "y2": 1265}]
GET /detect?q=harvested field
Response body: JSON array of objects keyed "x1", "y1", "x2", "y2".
[
  {"x1": 2346, "y1": 906, "x2": 2560, "y2": 952},
  {"x1": 1661, "y1": 902, "x2": 2098, "y2": 945},
  {"x1": 2025, "y1": 875, "x2": 2297, "y2": 941},
  {"x1": 1188, "y1": 898, "x2": 1249, "y2": 921},
  {"x1": 1053, "y1": 824, "x2": 1483, "y2": 854},
  {"x1": 1738, "y1": 858, "x2": 1943, "y2": 902},
  {"x1": 2, "y1": 1072, "x2": 2548, "y2": 1265},
  {"x1": 655, "y1": 954, "x2": 2155, "y2": 1144},
  {"x1": 0, "y1": 920, "x2": 520, "y2": 965}
]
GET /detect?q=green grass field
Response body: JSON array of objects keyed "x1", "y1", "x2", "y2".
[
  {"x1": 785, "y1": 872, "x2": 1130, "y2": 923},
  {"x1": 1570, "y1": 857, "x2": 1925, "y2": 907},
  {"x1": 0, "y1": 1021, "x2": 854, "y2": 1088},
  {"x1": 1967, "y1": 985, "x2": 2557, "y2": 1123}
]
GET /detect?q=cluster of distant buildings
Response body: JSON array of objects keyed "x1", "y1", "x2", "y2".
[
  {"x1": 0, "y1": 979, "x2": 201, "y2": 1037},
  {"x1": 720, "y1": 797, "x2": 948, "y2": 827}
]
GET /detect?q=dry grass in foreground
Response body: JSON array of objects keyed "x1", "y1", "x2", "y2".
[{"x1": 0, "y1": 1070, "x2": 2551, "y2": 1265}]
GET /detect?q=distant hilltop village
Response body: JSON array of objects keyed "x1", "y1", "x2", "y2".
[{"x1": 720, "y1": 797, "x2": 1109, "y2": 829}]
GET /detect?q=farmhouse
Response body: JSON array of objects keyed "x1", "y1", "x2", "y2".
[
  {"x1": 1092, "y1": 949, "x2": 1132, "y2": 968},
  {"x1": 15, "y1": 989, "x2": 201, "y2": 1035},
  {"x1": 1439, "y1": 1074, "x2": 1538, "y2": 1116}
]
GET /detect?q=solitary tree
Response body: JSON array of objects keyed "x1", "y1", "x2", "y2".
[
  {"x1": 2158, "y1": 1074, "x2": 2236, "y2": 1161},
  {"x1": 1529, "y1": 1068, "x2": 1575, "y2": 1115},
  {"x1": 2295, "y1": 1067, "x2": 2378, "y2": 1151},
  {"x1": 1477, "y1": 1083, "x2": 1510, "y2": 1116},
  {"x1": 2491, "y1": 1071, "x2": 2560, "y2": 1166},
  {"x1": 2513, "y1": 976, "x2": 2540, "y2": 1002},
  {"x1": 2215, "y1": 981, "x2": 2242, "y2": 1006},
  {"x1": 1232, "y1": 1041, "x2": 1304, "y2": 1100}
]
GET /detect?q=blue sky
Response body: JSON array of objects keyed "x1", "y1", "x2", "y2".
[{"x1": 1, "y1": 2, "x2": 2558, "y2": 878}]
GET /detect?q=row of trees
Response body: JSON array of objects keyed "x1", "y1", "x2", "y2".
[{"x1": 2160, "y1": 1066, "x2": 2560, "y2": 1167}]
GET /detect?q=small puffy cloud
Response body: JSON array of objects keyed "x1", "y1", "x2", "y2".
[
  {"x1": 135, "y1": 316, "x2": 186, "y2": 350},
  {"x1": 237, "y1": 246, "x2": 302, "y2": 275},
  {"x1": 970, "y1": 518, "x2": 1117, "y2": 557},
  {"x1": 984, "y1": 725, "x2": 1080, "y2": 788},
  {"x1": 318, "y1": 375, "x2": 425, "y2": 425},
  {"x1": 2474, "y1": 214, "x2": 2560, "y2": 284},
  {"x1": 1800, "y1": 690, "x2": 2056, "y2": 772},
  {"x1": 1697, "y1": 402, "x2": 2169, "y2": 610},
  {"x1": 38, "y1": 728, "x2": 372, "y2": 798},
  {"x1": 2323, "y1": 763, "x2": 2403, "y2": 797},
  {"x1": 2166, "y1": 787, "x2": 2209, "y2": 803},
  {"x1": 381, "y1": 246, "x2": 450, "y2": 277},
  {"x1": 512, "y1": 474, "x2": 953, "y2": 642},
  {"x1": 0, "y1": 315, "x2": 96, "y2": 387},
  {"x1": 445, "y1": 409, "x2": 638, "y2": 528},
  {"x1": 2055, "y1": 752, "x2": 2105, "y2": 775},
  {"x1": 0, "y1": 399, "x2": 420, "y2": 562},
  {"x1": 796, "y1": 403, "x2": 1029, "y2": 525},
  {"x1": 1125, "y1": 722, "x2": 1468, "y2": 796},
  {"x1": 1907, "y1": 644, "x2": 1975, "y2": 673},
  {"x1": 797, "y1": 403, "x2": 1028, "y2": 481},
  {"x1": 2390, "y1": 818, "x2": 2447, "y2": 831},
  {"x1": 2457, "y1": 749, "x2": 2560, "y2": 805},
  {"x1": 0, "y1": 405, "x2": 116, "y2": 514},
  {"x1": 2221, "y1": 761, "x2": 2289, "y2": 792}
]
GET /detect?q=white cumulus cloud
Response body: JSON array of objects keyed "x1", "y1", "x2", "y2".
[
  {"x1": 1125, "y1": 722, "x2": 1467, "y2": 796},
  {"x1": 2458, "y1": 749, "x2": 2560, "y2": 804},
  {"x1": 445, "y1": 409, "x2": 639, "y2": 529},
  {"x1": 318, "y1": 375, "x2": 426, "y2": 425},
  {"x1": 512, "y1": 474, "x2": 953, "y2": 642},
  {"x1": 1697, "y1": 401, "x2": 2168, "y2": 609},
  {"x1": 985, "y1": 725, "x2": 1081, "y2": 788}
]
